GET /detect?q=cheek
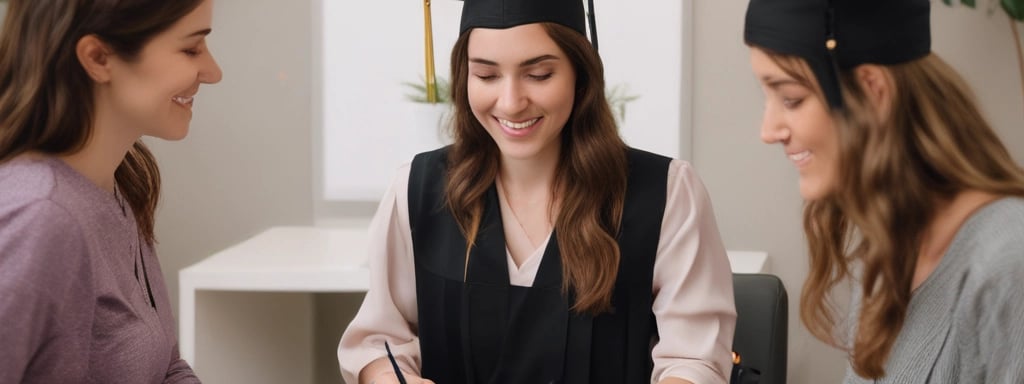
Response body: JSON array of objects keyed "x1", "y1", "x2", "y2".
[
  {"x1": 541, "y1": 80, "x2": 575, "y2": 117},
  {"x1": 808, "y1": 112, "x2": 837, "y2": 149},
  {"x1": 466, "y1": 82, "x2": 485, "y2": 109},
  {"x1": 466, "y1": 82, "x2": 495, "y2": 120}
]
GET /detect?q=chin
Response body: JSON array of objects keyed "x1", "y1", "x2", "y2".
[
  {"x1": 798, "y1": 181, "x2": 828, "y2": 201},
  {"x1": 151, "y1": 128, "x2": 190, "y2": 141},
  {"x1": 496, "y1": 143, "x2": 544, "y2": 161}
]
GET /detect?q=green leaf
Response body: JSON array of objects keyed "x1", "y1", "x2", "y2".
[
  {"x1": 402, "y1": 76, "x2": 451, "y2": 104},
  {"x1": 961, "y1": 0, "x2": 976, "y2": 8},
  {"x1": 1003, "y1": 0, "x2": 1024, "y2": 21},
  {"x1": 942, "y1": 0, "x2": 952, "y2": 5}
]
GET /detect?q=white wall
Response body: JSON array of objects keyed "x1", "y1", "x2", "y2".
[
  {"x1": 151, "y1": 0, "x2": 1024, "y2": 383},
  {"x1": 148, "y1": 0, "x2": 317, "y2": 382}
]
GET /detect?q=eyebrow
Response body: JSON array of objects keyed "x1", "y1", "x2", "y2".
[
  {"x1": 762, "y1": 77, "x2": 803, "y2": 89},
  {"x1": 182, "y1": 28, "x2": 212, "y2": 40},
  {"x1": 469, "y1": 54, "x2": 559, "y2": 67}
]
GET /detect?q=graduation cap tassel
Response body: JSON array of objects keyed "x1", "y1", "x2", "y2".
[
  {"x1": 423, "y1": 0, "x2": 439, "y2": 103},
  {"x1": 587, "y1": 0, "x2": 599, "y2": 51},
  {"x1": 823, "y1": 0, "x2": 843, "y2": 109}
]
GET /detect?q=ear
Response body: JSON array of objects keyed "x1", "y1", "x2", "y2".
[
  {"x1": 76, "y1": 34, "x2": 114, "y2": 83},
  {"x1": 853, "y1": 64, "x2": 894, "y2": 120}
]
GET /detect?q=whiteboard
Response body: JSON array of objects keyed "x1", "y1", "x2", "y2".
[{"x1": 321, "y1": 0, "x2": 690, "y2": 201}]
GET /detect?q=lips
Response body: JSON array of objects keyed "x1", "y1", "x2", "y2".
[
  {"x1": 172, "y1": 95, "x2": 194, "y2": 107},
  {"x1": 788, "y1": 150, "x2": 810, "y2": 162},
  {"x1": 498, "y1": 117, "x2": 540, "y2": 130}
]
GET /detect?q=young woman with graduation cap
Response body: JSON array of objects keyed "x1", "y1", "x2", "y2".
[
  {"x1": 745, "y1": 0, "x2": 1024, "y2": 382},
  {"x1": 338, "y1": 0, "x2": 737, "y2": 383}
]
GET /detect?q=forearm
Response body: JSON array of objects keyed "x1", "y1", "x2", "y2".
[{"x1": 658, "y1": 378, "x2": 694, "y2": 384}]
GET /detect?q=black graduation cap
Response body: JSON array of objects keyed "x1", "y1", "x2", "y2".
[
  {"x1": 459, "y1": 0, "x2": 599, "y2": 50},
  {"x1": 744, "y1": 0, "x2": 931, "y2": 109}
]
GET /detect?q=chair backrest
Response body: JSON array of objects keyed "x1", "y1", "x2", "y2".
[{"x1": 732, "y1": 273, "x2": 788, "y2": 384}]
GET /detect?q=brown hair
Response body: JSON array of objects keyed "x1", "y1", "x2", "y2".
[
  {"x1": 0, "y1": 0, "x2": 205, "y2": 244},
  {"x1": 446, "y1": 23, "x2": 628, "y2": 314},
  {"x1": 763, "y1": 50, "x2": 1024, "y2": 378}
]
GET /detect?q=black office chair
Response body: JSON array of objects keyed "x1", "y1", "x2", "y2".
[{"x1": 731, "y1": 273, "x2": 788, "y2": 384}]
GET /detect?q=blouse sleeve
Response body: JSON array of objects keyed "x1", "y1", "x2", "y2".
[
  {"x1": 650, "y1": 160, "x2": 737, "y2": 384},
  {"x1": 338, "y1": 163, "x2": 422, "y2": 383},
  {"x1": 0, "y1": 200, "x2": 91, "y2": 383}
]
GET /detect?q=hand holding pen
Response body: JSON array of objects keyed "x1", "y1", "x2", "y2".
[{"x1": 367, "y1": 341, "x2": 435, "y2": 384}]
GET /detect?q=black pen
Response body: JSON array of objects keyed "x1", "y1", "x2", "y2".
[{"x1": 384, "y1": 341, "x2": 408, "y2": 384}]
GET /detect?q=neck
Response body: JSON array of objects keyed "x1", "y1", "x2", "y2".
[
  {"x1": 913, "y1": 190, "x2": 1000, "y2": 289},
  {"x1": 60, "y1": 102, "x2": 139, "y2": 193},
  {"x1": 498, "y1": 149, "x2": 560, "y2": 195}
]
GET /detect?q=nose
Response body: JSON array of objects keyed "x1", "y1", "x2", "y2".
[
  {"x1": 495, "y1": 78, "x2": 528, "y2": 116},
  {"x1": 199, "y1": 50, "x2": 223, "y2": 84},
  {"x1": 759, "y1": 104, "x2": 789, "y2": 144}
]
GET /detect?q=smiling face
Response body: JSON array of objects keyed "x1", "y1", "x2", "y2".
[
  {"x1": 103, "y1": 0, "x2": 222, "y2": 141},
  {"x1": 750, "y1": 47, "x2": 839, "y2": 201},
  {"x1": 465, "y1": 23, "x2": 577, "y2": 165}
]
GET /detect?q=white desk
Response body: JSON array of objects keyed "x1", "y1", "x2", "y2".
[{"x1": 179, "y1": 226, "x2": 768, "y2": 382}]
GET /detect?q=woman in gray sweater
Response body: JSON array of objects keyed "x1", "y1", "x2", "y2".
[
  {"x1": 0, "y1": 0, "x2": 221, "y2": 382},
  {"x1": 744, "y1": 0, "x2": 1024, "y2": 382}
]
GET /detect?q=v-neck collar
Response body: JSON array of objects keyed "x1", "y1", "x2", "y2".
[{"x1": 496, "y1": 177, "x2": 554, "y2": 286}]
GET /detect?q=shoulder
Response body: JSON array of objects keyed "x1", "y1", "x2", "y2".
[
  {"x1": 0, "y1": 157, "x2": 87, "y2": 240},
  {"x1": 623, "y1": 148, "x2": 703, "y2": 183},
  {"x1": 949, "y1": 197, "x2": 1024, "y2": 315},
  {"x1": 0, "y1": 195, "x2": 90, "y2": 288},
  {"x1": 626, "y1": 147, "x2": 672, "y2": 164},
  {"x1": 958, "y1": 197, "x2": 1024, "y2": 276},
  {"x1": 411, "y1": 146, "x2": 451, "y2": 169},
  {"x1": 0, "y1": 157, "x2": 60, "y2": 213},
  {"x1": 0, "y1": 196, "x2": 87, "y2": 253}
]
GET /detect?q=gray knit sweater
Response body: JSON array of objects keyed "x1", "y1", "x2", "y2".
[
  {"x1": 844, "y1": 197, "x2": 1024, "y2": 384},
  {"x1": 0, "y1": 156, "x2": 199, "y2": 383}
]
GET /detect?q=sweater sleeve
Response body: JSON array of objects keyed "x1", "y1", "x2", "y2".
[
  {"x1": 0, "y1": 200, "x2": 92, "y2": 382},
  {"x1": 965, "y1": 244, "x2": 1024, "y2": 384}
]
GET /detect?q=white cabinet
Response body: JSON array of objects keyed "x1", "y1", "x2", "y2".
[{"x1": 179, "y1": 226, "x2": 768, "y2": 382}]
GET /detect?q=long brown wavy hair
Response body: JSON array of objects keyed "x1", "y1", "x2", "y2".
[
  {"x1": 0, "y1": 0, "x2": 205, "y2": 245},
  {"x1": 762, "y1": 50, "x2": 1024, "y2": 378},
  {"x1": 446, "y1": 23, "x2": 628, "y2": 315}
]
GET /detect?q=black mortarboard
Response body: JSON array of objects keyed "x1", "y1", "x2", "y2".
[
  {"x1": 459, "y1": 0, "x2": 599, "y2": 50},
  {"x1": 744, "y1": 0, "x2": 931, "y2": 109}
]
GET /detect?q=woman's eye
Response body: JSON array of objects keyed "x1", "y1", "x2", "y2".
[
  {"x1": 528, "y1": 73, "x2": 553, "y2": 81},
  {"x1": 782, "y1": 97, "x2": 804, "y2": 109}
]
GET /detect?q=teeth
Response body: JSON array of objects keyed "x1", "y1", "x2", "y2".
[
  {"x1": 173, "y1": 96, "x2": 194, "y2": 105},
  {"x1": 498, "y1": 117, "x2": 539, "y2": 130},
  {"x1": 788, "y1": 150, "x2": 810, "y2": 161}
]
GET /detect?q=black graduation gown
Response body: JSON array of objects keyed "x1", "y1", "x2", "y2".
[{"x1": 408, "y1": 146, "x2": 670, "y2": 384}]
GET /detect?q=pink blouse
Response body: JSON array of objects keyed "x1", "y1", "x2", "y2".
[{"x1": 338, "y1": 159, "x2": 736, "y2": 384}]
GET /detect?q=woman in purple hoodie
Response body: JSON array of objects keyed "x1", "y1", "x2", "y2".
[{"x1": 0, "y1": 1, "x2": 222, "y2": 382}]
